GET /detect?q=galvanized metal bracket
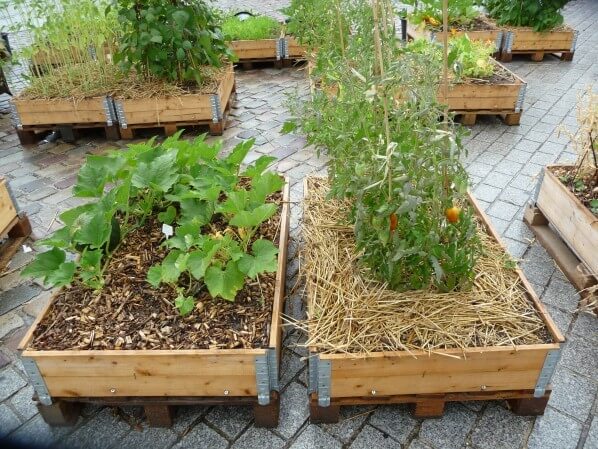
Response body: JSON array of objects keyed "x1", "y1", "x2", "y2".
[
  {"x1": 9, "y1": 102, "x2": 22, "y2": 129},
  {"x1": 102, "y1": 97, "x2": 116, "y2": 126},
  {"x1": 282, "y1": 38, "x2": 290, "y2": 59},
  {"x1": 515, "y1": 83, "x2": 527, "y2": 113},
  {"x1": 504, "y1": 31, "x2": 514, "y2": 54},
  {"x1": 113, "y1": 100, "x2": 127, "y2": 129},
  {"x1": 210, "y1": 95, "x2": 222, "y2": 123},
  {"x1": 4, "y1": 178, "x2": 20, "y2": 213},
  {"x1": 570, "y1": 30, "x2": 579, "y2": 52},
  {"x1": 87, "y1": 45, "x2": 98, "y2": 61},
  {"x1": 531, "y1": 167, "x2": 546, "y2": 205},
  {"x1": 21, "y1": 357, "x2": 52, "y2": 406},
  {"x1": 255, "y1": 348, "x2": 279, "y2": 406},
  {"x1": 276, "y1": 38, "x2": 283, "y2": 61},
  {"x1": 308, "y1": 355, "x2": 331, "y2": 407},
  {"x1": 534, "y1": 349, "x2": 561, "y2": 398},
  {"x1": 495, "y1": 31, "x2": 504, "y2": 53},
  {"x1": 429, "y1": 32, "x2": 437, "y2": 43}
]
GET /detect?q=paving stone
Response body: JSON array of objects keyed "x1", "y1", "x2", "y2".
[
  {"x1": 0, "y1": 283, "x2": 42, "y2": 316},
  {"x1": 321, "y1": 406, "x2": 374, "y2": 444},
  {"x1": 0, "y1": 310, "x2": 25, "y2": 338},
  {"x1": 62, "y1": 408, "x2": 130, "y2": 449},
  {"x1": 114, "y1": 426, "x2": 178, "y2": 449},
  {"x1": 349, "y1": 424, "x2": 399, "y2": 449},
  {"x1": 522, "y1": 261, "x2": 555, "y2": 289},
  {"x1": 486, "y1": 201, "x2": 520, "y2": 221},
  {"x1": 9, "y1": 384, "x2": 37, "y2": 421},
  {"x1": 541, "y1": 277, "x2": 580, "y2": 312},
  {"x1": 231, "y1": 426, "x2": 285, "y2": 449},
  {"x1": 369, "y1": 405, "x2": 417, "y2": 444},
  {"x1": 544, "y1": 305, "x2": 574, "y2": 337},
  {"x1": 277, "y1": 382, "x2": 309, "y2": 438},
  {"x1": 504, "y1": 219, "x2": 534, "y2": 243},
  {"x1": 549, "y1": 364, "x2": 597, "y2": 421},
  {"x1": 279, "y1": 349, "x2": 305, "y2": 388},
  {"x1": 0, "y1": 403, "x2": 22, "y2": 438},
  {"x1": 407, "y1": 439, "x2": 435, "y2": 449},
  {"x1": 471, "y1": 403, "x2": 533, "y2": 449},
  {"x1": 172, "y1": 422, "x2": 227, "y2": 449},
  {"x1": 171, "y1": 406, "x2": 207, "y2": 434},
  {"x1": 204, "y1": 405, "x2": 253, "y2": 440},
  {"x1": 571, "y1": 311, "x2": 598, "y2": 343},
  {"x1": 7, "y1": 414, "x2": 73, "y2": 448},
  {"x1": 419, "y1": 403, "x2": 477, "y2": 449},
  {"x1": 289, "y1": 425, "x2": 342, "y2": 449},
  {"x1": 527, "y1": 406, "x2": 583, "y2": 449},
  {"x1": 473, "y1": 184, "x2": 501, "y2": 203},
  {"x1": 0, "y1": 367, "x2": 27, "y2": 401},
  {"x1": 560, "y1": 334, "x2": 598, "y2": 379},
  {"x1": 585, "y1": 417, "x2": 598, "y2": 449},
  {"x1": 0, "y1": 351, "x2": 10, "y2": 369}
]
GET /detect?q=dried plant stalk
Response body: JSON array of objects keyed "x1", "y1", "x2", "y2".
[{"x1": 288, "y1": 178, "x2": 550, "y2": 357}]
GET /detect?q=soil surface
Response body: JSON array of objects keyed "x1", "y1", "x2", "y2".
[
  {"x1": 29, "y1": 192, "x2": 283, "y2": 351},
  {"x1": 552, "y1": 166, "x2": 598, "y2": 216}
]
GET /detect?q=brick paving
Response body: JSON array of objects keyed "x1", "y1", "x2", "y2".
[{"x1": 0, "y1": 1, "x2": 597, "y2": 448}]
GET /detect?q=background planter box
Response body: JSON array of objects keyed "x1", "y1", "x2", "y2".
[
  {"x1": 0, "y1": 178, "x2": 32, "y2": 273},
  {"x1": 407, "y1": 23, "x2": 503, "y2": 54},
  {"x1": 500, "y1": 28, "x2": 578, "y2": 62},
  {"x1": 114, "y1": 65, "x2": 235, "y2": 138},
  {"x1": 18, "y1": 180, "x2": 290, "y2": 428},
  {"x1": 525, "y1": 166, "x2": 598, "y2": 308},
  {"x1": 230, "y1": 38, "x2": 281, "y2": 63},
  {"x1": 438, "y1": 60, "x2": 526, "y2": 125},
  {"x1": 304, "y1": 180, "x2": 564, "y2": 422}
]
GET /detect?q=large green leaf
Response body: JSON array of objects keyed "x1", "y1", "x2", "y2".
[
  {"x1": 22, "y1": 247, "x2": 66, "y2": 281},
  {"x1": 249, "y1": 173, "x2": 284, "y2": 206},
  {"x1": 46, "y1": 262, "x2": 76, "y2": 287},
  {"x1": 132, "y1": 150, "x2": 179, "y2": 192},
  {"x1": 73, "y1": 155, "x2": 124, "y2": 197},
  {"x1": 238, "y1": 239, "x2": 279, "y2": 278},
  {"x1": 175, "y1": 292, "x2": 195, "y2": 316},
  {"x1": 230, "y1": 203, "x2": 277, "y2": 229},
  {"x1": 204, "y1": 261, "x2": 245, "y2": 301},
  {"x1": 242, "y1": 156, "x2": 277, "y2": 179},
  {"x1": 225, "y1": 138, "x2": 255, "y2": 167},
  {"x1": 73, "y1": 211, "x2": 111, "y2": 249}
]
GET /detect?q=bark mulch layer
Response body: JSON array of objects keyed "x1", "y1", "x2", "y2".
[{"x1": 30, "y1": 193, "x2": 282, "y2": 351}]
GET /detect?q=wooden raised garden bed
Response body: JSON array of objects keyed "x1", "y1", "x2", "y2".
[
  {"x1": 524, "y1": 165, "x2": 597, "y2": 308},
  {"x1": 18, "y1": 180, "x2": 290, "y2": 428},
  {"x1": 500, "y1": 27, "x2": 578, "y2": 62},
  {"x1": 283, "y1": 36, "x2": 307, "y2": 62},
  {"x1": 304, "y1": 178, "x2": 564, "y2": 423},
  {"x1": 113, "y1": 65, "x2": 235, "y2": 139},
  {"x1": 439, "y1": 60, "x2": 526, "y2": 126},
  {"x1": 0, "y1": 178, "x2": 32, "y2": 273},
  {"x1": 230, "y1": 37, "x2": 283, "y2": 68},
  {"x1": 9, "y1": 96, "x2": 119, "y2": 144}
]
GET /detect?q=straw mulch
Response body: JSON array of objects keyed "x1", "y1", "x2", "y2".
[{"x1": 291, "y1": 177, "x2": 551, "y2": 357}]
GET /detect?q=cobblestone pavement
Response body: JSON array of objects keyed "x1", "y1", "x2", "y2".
[{"x1": 1, "y1": 1, "x2": 597, "y2": 448}]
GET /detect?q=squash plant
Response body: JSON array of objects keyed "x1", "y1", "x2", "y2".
[
  {"x1": 114, "y1": 0, "x2": 232, "y2": 84},
  {"x1": 23, "y1": 134, "x2": 283, "y2": 315},
  {"x1": 484, "y1": 0, "x2": 570, "y2": 32}
]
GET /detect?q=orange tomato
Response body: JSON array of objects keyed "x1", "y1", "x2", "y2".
[
  {"x1": 390, "y1": 213, "x2": 398, "y2": 233},
  {"x1": 445, "y1": 206, "x2": 461, "y2": 224}
]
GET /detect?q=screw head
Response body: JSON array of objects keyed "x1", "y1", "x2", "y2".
[
  {"x1": 480, "y1": 385, "x2": 487, "y2": 391},
  {"x1": 110, "y1": 388, "x2": 116, "y2": 394},
  {"x1": 371, "y1": 389, "x2": 377, "y2": 396},
  {"x1": 224, "y1": 390, "x2": 229, "y2": 396}
]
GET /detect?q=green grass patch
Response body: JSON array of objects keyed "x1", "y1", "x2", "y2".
[{"x1": 222, "y1": 15, "x2": 281, "y2": 41}]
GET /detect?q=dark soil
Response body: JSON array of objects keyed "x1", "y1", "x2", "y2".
[
  {"x1": 30, "y1": 192, "x2": 283, "y2": 351},
  {"x1": 552, "y1": 166, "x2": 598, "y2": 215}
]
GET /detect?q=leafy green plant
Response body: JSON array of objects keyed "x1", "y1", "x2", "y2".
[
  {"x1": 403, "y1": 0, "x2": 478, "y2": 28},
  {"x1": 222, "y1": 15, "x2": 281, "y2": 41},
  {"x1": 114, "y1": 0, "x2": 232, "y2": 84},
  {"x1": 23, "y1": 134, "x2": 283, "y2": 314},
  {"x1": 484, "y1": 0, "x2": 570, "y2": 32}
]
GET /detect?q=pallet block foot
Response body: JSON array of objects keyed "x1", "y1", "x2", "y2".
[
  {"x1": 530, "y1": 52, "x2": 545, "y2": 62},
  {"x1": 8, "y1": 214, "x2": 32, "y2": 238},
  {"x1": 16, "y1": 129, "x2": 41, "y2": 145},
  {"x1": 309, "y1": 395, "x2": 340, "y2": 424},
  {"x1": 503, "y1": 112, "x2": 521, "y2": 126},
  {"x1": 144, "y1": 404, "x2": 173, "y2": 428},
  {"x1": 523, "y1": 204, "x2": 549, "y2": 226},
  {"x1": 274, "y1": 60, "x2": 283, "y2": 69},
  {"x1": 461, "y1": 114, "x2": 477, "y2": 126},
  {"x1": 413, "y1": 400, "x2": 445, "y2": 418},
  {"x1": 37, "y1": 400, "x2": 81, "y2": 427},
  {"x1": 507, "y1": 396, "x2": 549, "y2": 416},
  {"x1": 241, "y1": 62, "x2": 254, "y2": 70},
  {"x1": 560, "y1": 52, "x2": 574, "y2": 61},
  {"x1": 500, "y1": 51, "x2": 513, "y2": 62},
  {"x1": 119, "y1": 127, "x2": 134, "y2": 140},
  {"x1": 164, "y1": 124, "x2": 178, "y2": 136},
  {"x1": 208, "y1": 121, "x2": 224, "y2": 136},
  {"x1": 104, "y1": 125, "x2": 120, "y2": 141},
  {"x1": 253, "y1": 391, "x2": 280, "y2": 428}
]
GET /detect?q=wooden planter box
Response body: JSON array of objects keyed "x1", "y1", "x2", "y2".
[
  {"x1": 304, "y1": 180, "x2": 565, "y2": 422},
  {"x1": 438, "y1": 60, "x2": 526, "y2": 125},
  {"x1": 407, "y1": 22, "x2": 503, "y2": 54},
  {"x1": 524, "y1": 166, "x2": 598, "y2": 306},
  {"x1": 0, "y1": 178, "x2": 32, "y2": 273},
  {"x1": 10, "y1": 96, "x2": 119, "y2": 144},
  {"x1": 230, "y1": 38, "x2": 282, "y2": 63},
  {"x1": 0, "y1": 178, "x2": 17, "y2": 236},
  {"x1": 500, "y1": 27, "x2": 578, "y2": 62},
  {"x1": 18, "y1": 180, "x2": 290, "y2": 428},
  {"x1": 30, "y1": 45, "x2": 113, "y2": 75},
  {"x1": 113, "y1": 65, "x2": 235, "y2": 138},
  {"x1": 284, "y1": 36, "x2": 307, "y2": 60}
]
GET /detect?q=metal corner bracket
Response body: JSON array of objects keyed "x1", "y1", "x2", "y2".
[
  {"x1": 255, "y1": 348, "x2": 279, "y2": 406},
  {"x1": 308, "y1": 354, "x2": 331, "y2": 407},
  {"x1": 113, "y1": 99, "x2": 127, "y2": 129},
  {"x1": 276, "y1": 38, "x2": 283, "y2": 61},
  {"x1": 210, "y1": 95, "x2": 222, "y2": 123},
  {"x1": 534, "y1": 349, "x2": 561, "y2": 398},
  {"x1": 570, "y1": 30, "x2": 579, "y2": 52},
  {"x1": 102, "y1": 97, "x2": 116, "y2": 126},
  {"x1": 9, "y1": 102, "x2": 22, "y2": 129},
  {"x1": 504, "y1": 31, "x2": 514, "y2": 54},
  {"x1": 21, "y1": 357, "x2": 52, "y2": 406},
  {"x1": 515, "y1": 82, "x2": 527, "y2": 113},
  {"x1": 495, "y1": 31, "x2": 503, "y2": 53},
  {"x1": 282, "y1": 38, "x2": 290, "y2": 59}
]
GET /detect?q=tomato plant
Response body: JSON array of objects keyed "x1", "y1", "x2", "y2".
[
  {"x1": 484, "y1": 0, "x2": 570, "y2": 32},
  {"x1": 23, "y1": 134, "x2": 283, "y2": 315}
]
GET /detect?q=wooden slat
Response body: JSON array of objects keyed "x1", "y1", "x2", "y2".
[
  {"x1": 286, "y1": 36, "x2": 307, "y2": 58},
  {"x1": 0, "y1": 179, "x2": 17, "y2": 235},
  {"x1": 510, "y1": 29, "x2": 575, "y2": 52},
  {"x1": 13, "y1": 98, "x2": 107, "y2": 126},
  {"x1": 536, "y1": 166, "x2": 598, "y2": 278},
  {"x1": 231, "y1": 39, "x2": 278, "y2": 60},
  {"x1": 407, "y1": 24, "x2": 502, "y2": 49}
]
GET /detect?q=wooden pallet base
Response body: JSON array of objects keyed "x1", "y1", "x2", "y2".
[
  {"x1": 0, "y1": 214, "x2": 32, "y2": 273},
  {"x1": 499, "y1": 51, "x2": 574, "y2": 62},
  {"x1": 236, "y1": 59, "x2": 284, "y2": 70},
  {"x1": 16, "y1": 124, "x2": 120, "y2": 145},
  {"x1": 36, "y1": 392, "x2": 280, "y2": 428},
  {"x1": 119, "y1": 92, "x2": 236, "y2": 139},
  {"x1": 524, "y1": 204, "x2": 597, "y2": 310},
  {"x1": 309, "y1": 389, "x2": 550, "y2": 423},
  {"x1": 457, "y1": 111, "x2": 521, "y2": 126}
]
